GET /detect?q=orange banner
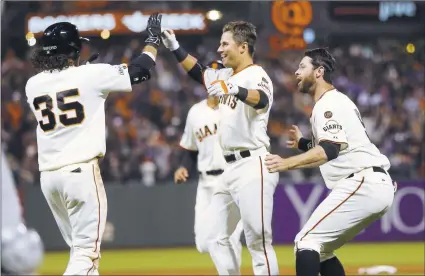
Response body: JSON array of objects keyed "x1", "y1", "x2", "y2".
[{"x1": 26, "y1": 10, "x2": 208, "y2": 36}]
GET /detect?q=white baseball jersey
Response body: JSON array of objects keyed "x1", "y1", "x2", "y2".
[
  {"x1": 311, "y1": 89, "x2": 391, "y2": 189},
  {"x1": 180, "y1": 99, "x2": 226, "y2": 172},
  {"x1": 25, "y1": 63, "x2": 132, "y2": 171},
  {"x1": 204, "y1": 65, "x2": 274, "y2": 152}
]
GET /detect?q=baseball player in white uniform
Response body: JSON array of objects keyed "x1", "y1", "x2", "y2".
[
  {"x1": 162, "y1": 21, "x2": 279, "y2": 275},
  {"x1": 25, "y1": 14, "x2": 162, "y2": 275},
  {"x1": 1, "y1": 148, "x2": 44, "y2": 275},
  {"x1": 174, "y1": 70, "x2": 244, "y2": 266},
  {"x1": 265, "y1": 48, "x2": 396, "y2": 276}
]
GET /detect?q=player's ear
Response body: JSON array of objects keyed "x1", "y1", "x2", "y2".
[
  {"x1": 316, "y1": 66, "x2": 324, "y2": 78},
  {"x1": 240, "y1": 42, "x2": 248, "y2": 54}
]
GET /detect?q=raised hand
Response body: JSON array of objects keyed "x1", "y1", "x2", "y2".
[
  {"x1": 145, "y1": 13, "x2": 162, "y2": 47},
  {"x1": 161, "y1": 28, "x2": 180, "y2": 51}
]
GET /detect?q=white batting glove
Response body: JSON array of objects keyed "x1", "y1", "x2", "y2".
[
  {"x1": 161, "y1": 28, "x2": 180, "y2": 51},
  {"x1": 207, "y1": 80, "x2": 239, "y2": 97}
]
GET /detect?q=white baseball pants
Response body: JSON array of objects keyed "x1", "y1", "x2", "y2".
[
  {"x1": 205, "y1": 147, "x2": 280, "y2": 275},
  {"x1": 40, "y1": 158, "x2": 107, "y2": 275},
  {"x1": 295, "y1": 167, "x2": 395, "y2": 262},
  {"x1": 194, "y1": 173, "x2": 244, "y2": 268}
]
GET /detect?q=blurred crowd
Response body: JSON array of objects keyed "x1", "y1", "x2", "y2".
[{"x1": 2, "y1": 34, "x2": 424, "y2": 187}]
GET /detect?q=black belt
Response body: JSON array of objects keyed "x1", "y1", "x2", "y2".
[
  {"x1": 199, "y1": 169, "x2": 224, "y2": 176},
  {"x1": 347, "y1": 166, "x2": 387, "y2": 179},
  {"x1": 224, "y1": 150, "x2": 251, "y2": 163}
]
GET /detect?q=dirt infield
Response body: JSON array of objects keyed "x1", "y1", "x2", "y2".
[{"x1": 103, "y1": 265, "x2": 424, "y2": 275}]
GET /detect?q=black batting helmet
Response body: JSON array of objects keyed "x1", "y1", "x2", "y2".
[{"x1": 39, "y1": 22, "x2": 89, "y2": 59}]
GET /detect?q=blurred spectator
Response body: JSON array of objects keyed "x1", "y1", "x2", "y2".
[
  {"x1": 140, "y1": 156, "x2": 157, "y2": 187},
  {"x1": 1, "y1": 35, "x2": 424, "y2": 186}
]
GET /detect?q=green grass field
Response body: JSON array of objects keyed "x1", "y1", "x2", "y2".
[{"x1": 39, "y1": 242, "x2": 424, "y2": 275}]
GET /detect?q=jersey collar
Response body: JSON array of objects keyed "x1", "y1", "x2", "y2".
[
  {"x1": 316, "y1": 87, "x2": 336, "y2": 103},
  {"x1": 232, "y1": 64, "x2": 257, "y2": 76},
  {"x1": 310, "y1": 87, "x2": 336, "y2": 118}
]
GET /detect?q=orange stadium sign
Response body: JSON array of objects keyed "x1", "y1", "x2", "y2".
[
  {"x1": 26, "y1": 11, "x2": 208, "y2": 36},
  {"x1": 269, "y1": 0, "x2": 313, "y2": 51}
]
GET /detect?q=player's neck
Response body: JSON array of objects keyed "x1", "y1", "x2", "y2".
[
  {"x1": 313, "y1": 84, "x2": 335, "y2": 102},
  {"x1": 233, "y1": 58, "x2": 254, "y2": 74}
]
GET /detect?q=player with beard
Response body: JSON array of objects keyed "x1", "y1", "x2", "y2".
[{"x1": 265, "y1": 48, "x2": 396, "y2": 276}]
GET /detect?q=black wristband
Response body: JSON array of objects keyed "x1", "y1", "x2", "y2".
[
  {"x1": 236, "y1": 87, "x2": 248, "y2": 101},
  {"x1": 172, "y1": 47, "x2": 189, "y2": 62},
  {"x1": 298, "y1": 138, "x2": 313, "y2": 152}
]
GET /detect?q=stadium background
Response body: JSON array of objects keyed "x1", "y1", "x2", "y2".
[{"x1": 1, "y1": 0, "x2": 424, "y2": 275}]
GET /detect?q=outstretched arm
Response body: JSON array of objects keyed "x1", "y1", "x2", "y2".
[
  {"x1": 127, "y1": 13, "x2": 162, "y2": 85},
  {"x1": 265, "y1": 142, "x2": 341, "y2": 173},
  {"x1": 161, "y1": 29, "x2": 206, "y2": 84}
]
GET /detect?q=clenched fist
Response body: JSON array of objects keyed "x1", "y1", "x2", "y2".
[
  {"x1": 174, "y1": 167, "x2": 189, "y2": 183},
  {"x1": 287, "y1": 125, "x2": 303, "y2": 149}
]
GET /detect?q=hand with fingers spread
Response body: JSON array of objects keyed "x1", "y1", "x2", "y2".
[
  {"x1": 145, "y1": 13, "x2": 162, "y2": 47},
  {"x1": 287, "y1": 125, "x2": 303, "y2": 149},
  {"x1": 174, "y1": 167, "x2": 189, "y2": 183},
  {"x1": 265, "y1": 154, "x2": 288, "y2": 173}
]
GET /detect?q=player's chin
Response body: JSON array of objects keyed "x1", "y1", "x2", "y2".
[
  {"x1": 221, "y1": 58, "x2": 229, "y2": 67},
  {"x1": 298, "y1": 83, "x2": 307, "y2": 94},
  {"x1": 297, "y1": 81, "x2": 303, "y2": 91}
]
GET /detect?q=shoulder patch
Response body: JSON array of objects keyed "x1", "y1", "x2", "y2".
[{"x1": 324, "y1": 111, "x2": 333, "y2": 119}]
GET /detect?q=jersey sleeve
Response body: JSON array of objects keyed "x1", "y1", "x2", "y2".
[
  {"x1": 94, "y1": 63, "x2": 133, "y2": 94},
  {"x1": 179, "y1": 108, "x2": 198, "y2": 151},
  {"x1": 253, "y1": 68, "x2": 273, "y2": 99},
  {"x1": 252, "y1": 67, "x2": 273, "y2": 113},
  {"x1": 313, "y1": 103, "x2": 348, "y2": 146}
]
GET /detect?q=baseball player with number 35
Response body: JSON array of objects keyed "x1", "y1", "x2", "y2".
[
  {"x1": 25, "y1": 14, "x2": 162, "y2": 275},
  {"x1": 162, "y1": 20, "x2": 279, "y2": 275},
  {"x1": 265, "y1": 48, "x2": 396, "y2": 276}
]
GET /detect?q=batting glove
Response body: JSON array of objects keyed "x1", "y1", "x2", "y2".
[
  {"x1": 145, "y1": 13, "x2": 162, "y2": 48},
  {"x1": 161, "y1": 28, "x2": 180, "y2": 51},
  {"x1": 207, "y1": 80, "x2": 239, "y2": 97}
]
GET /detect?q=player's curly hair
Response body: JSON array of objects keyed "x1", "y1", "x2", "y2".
[
  {"x1": 304, "y1": 48, "x2": 336, "y2": 84},
  {"x1": 223, "y1": 21, "x2": 257, "y2": 57},
  {"x1": 30, "y1": 47, "x2": 76, "y2": 73}
]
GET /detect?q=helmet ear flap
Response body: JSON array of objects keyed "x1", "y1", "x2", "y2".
[{"x1": 69, "y1": 49, "x2": 80, "y2": 60}]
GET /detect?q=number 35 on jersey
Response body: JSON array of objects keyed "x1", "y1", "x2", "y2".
[{"x1": 33, "y1": 88, "x2": 85, "y2": 132}]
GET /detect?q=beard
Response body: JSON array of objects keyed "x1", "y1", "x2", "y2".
[{"x1": 298, "y1": 74, "x2": 315, "y2": 94}]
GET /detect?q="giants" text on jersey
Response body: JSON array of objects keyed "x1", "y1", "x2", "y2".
[
  {"x1": 219, "y1": 95, "x2": 238, "y2": 109},
  {"x1": 195, "y1": 123, "x2": 218, "y2": 142}
]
